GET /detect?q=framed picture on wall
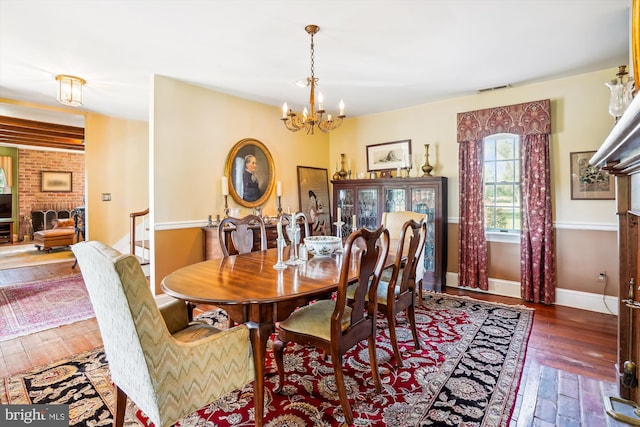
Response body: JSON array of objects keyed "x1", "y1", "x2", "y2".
[
  {"x1": 366, "y1": 139, "x2": 412, "y2": 172},
  {"x1": 297, "y1": 166, "x2": 331, "y2": 236},
  {"x1": 570, "y1": 151, "x2": 614, "y2": 200},
  {"x1": 41, "y1": 171, "x2": 72, "y2": 192},
  {"x1": 224, "y1": 138, "x2": 275, "y2": 208}
]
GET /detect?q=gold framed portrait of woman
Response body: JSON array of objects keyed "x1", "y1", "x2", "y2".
[{"x1": 225, "y1": 138, "x2": 275, "y2": 208}]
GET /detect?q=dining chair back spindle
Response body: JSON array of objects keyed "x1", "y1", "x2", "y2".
[
  {"x1": 218, "y1": 214, "x2": 267, "y2": 256},
  {"x1": 272, "y1": 224, "x2": 390, "y2": 425}
]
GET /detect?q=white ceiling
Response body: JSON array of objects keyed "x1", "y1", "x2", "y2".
[{"x1": 0, "y1": 0, "x2": 632, "y2": 124}]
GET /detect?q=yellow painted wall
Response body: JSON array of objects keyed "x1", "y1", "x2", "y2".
[
  {"x1": 149, "y1": 75, "x2": 329, "y2": 291},
  {"x1": 330, "y1": 68, "x2": 619, "y2": 296},
  {"x1": 84, "y1": 114, "x2": 149, "y2": 253}
]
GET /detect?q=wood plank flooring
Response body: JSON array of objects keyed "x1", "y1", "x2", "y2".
[{"x1": 0, "y1": 259, "x2": 628, "y2": 426}]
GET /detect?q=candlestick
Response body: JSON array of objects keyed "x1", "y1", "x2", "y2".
[
  {"x1": 223, "y1": 195, "x2": 229, "y2": 217},
  {"x1": 276, "y1": 195, "x2": 282, "y2": 217},
  {"x1": 285, "y1": 219, "x2": 302, "y2": 265},
  {"x1": 273, "y1": 228, "x2": 287, "y2": 270},
  {"x1": 277, "y1": 222, "x2": 283, "y2": 240},
  {"x1": 221, "y1": 176, "x2": 229, "y2": 196},
  {"x1": 337, "y1": 207, "x2": 342, "y2": 223},
  {"x1": 334, "y1": 219, "x2": 344, "y2": 253}
]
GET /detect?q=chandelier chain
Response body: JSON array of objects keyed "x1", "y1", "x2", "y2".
[{"x1": 310, "y1": 33, "x2": 315, "y2": 81}]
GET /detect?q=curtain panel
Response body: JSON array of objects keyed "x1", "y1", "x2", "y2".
[{"x1": 456, "y1": 99, "x2": 555, "y2": 303}]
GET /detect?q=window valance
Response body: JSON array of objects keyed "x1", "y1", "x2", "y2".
[{"x1": 457, "y1": 99, "x2": 551, "y2": 142}]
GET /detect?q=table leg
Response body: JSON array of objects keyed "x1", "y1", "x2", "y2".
[{"x1": 248, "y1": 321, "x2": 274, "y2": 427}]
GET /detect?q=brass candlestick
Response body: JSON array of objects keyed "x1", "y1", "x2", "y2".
[
  {"x1": 338, "y1": 153, "x2": 348, "y2": 180},
  {"x1": 223, "y1": 195, "x2": 230, "y2": 217},
  {"x1": 421, "y1": 144, "x2": 434, "y2": 177}
]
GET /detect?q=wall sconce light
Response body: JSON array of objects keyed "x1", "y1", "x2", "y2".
[
  {"x1": 605, "y1": 65, "x2": 635, "y2": 123},
  {"x1": 55, "y1": 74, "x2": 86, "y2": 107}
]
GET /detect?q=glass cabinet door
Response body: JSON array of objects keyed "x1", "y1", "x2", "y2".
[
  {"x1": 336, "y1": 188, "x2": 355, "y2": 235},
  {"x1": 412, "y1": 187, "x2": 436, "y2": 272},
  {"x1": 357, "y1": 188, "x2": 378, "y2": 230},
  {"x1": 384, "y1": 188, "x2": 406, "y2": 213}
]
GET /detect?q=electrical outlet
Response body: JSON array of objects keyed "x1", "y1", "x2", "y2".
[{"x1": 598, "y1": 272, "x2": 607, "y2": 282}]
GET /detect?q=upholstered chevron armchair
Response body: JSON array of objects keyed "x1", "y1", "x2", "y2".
[{"x1": 72, "y1": 241, "x2": 254, "y2": 427}]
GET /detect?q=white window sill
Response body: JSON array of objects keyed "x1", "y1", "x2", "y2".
[{"x1": 485, "y1": 231, "x2": 520, "y2": 244}]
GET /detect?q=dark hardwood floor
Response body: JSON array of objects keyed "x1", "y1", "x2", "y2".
[{"x1": 0, "y1": 258, "x2": 627, "y2": 426}]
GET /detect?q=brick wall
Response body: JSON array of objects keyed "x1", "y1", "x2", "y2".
[{"x1": 17, "y1": 149, "x2": 84, "y2": 240}]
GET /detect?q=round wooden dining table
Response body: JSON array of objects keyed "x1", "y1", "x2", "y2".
[{"x1": 161, "y1": 246, "x2": 392, "y2": 427}]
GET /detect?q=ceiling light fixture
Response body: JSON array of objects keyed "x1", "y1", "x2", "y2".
[
  {"x1": 55, "y1": 74, "x2": 86, "y2": 107},
  {"x1": 281, "y1": 25, "x2": 345, "y2": 134}
]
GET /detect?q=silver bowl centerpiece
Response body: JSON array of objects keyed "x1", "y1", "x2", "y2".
[{"x1": 304, "y1": 235, "x2": 342, "y2": 258}]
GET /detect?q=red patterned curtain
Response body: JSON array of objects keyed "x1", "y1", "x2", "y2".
[
  {"x1": 457, "y1": 99, "x2": 554, "y2": 302},
  {"x1": 521, "y1": 133, "x2": 555, "y2": 303},
  {"x1": 458, "y1": 139, "x2": 489, "y2": 289}
]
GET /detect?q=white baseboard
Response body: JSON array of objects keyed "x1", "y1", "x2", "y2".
[{"x1": 445, "y1": 273, "x2": 618, "y2": 315}]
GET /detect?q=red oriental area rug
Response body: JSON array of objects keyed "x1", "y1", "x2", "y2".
[
  {"x1": 0, "y1": 274, "x2": 94, "y2": 342},
  {"x1": 1, "y1": 294, "x2": 533, "y2": 426}
]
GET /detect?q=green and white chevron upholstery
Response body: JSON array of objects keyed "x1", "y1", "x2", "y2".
[{"x1": 72, "y1": 241, "x2": 255, "y2": 427}]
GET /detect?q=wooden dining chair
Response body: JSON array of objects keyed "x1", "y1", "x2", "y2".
[
  {"x1": 381, "y1": 210, "x2": 428, "y2": 300},
  {"x1": 378, "y1": 218, "x2": 426, "y2": 368},
  {"x1": 272, "y1": 225, "x2": 390, "y2": 425},
  {"x1": 218, "y1": 214, "x2": 267, "y2": 256}
]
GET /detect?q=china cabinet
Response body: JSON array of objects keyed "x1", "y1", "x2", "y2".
[{"x1": 331, "y1": 176, "x2": 447, "y2": 289}]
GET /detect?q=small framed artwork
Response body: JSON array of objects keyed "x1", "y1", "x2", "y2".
[
  {"x1": 41, "y1": 171, "x2": 72, "y2": 192},
  {"x1": 297, "y1": 166, "x2": 331, "y2": 236},
  {"x1": 225, "y1": 138, "x2": 275, "y2": 208},
  {"x1": 366, "y1": 139, "x2": 412, "y2": 172},
  {"x1": 570, "y1": 151, "x2": 614, "y2": 200}
]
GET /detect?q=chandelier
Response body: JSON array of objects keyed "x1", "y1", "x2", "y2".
[
  {"x1": 281, "y1": 25, "x2": 345, "y2": 134},
  {"x1": 55, "y1": 74, "x2": 86, "y2": 107}
]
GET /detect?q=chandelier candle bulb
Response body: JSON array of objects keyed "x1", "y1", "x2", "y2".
[
  {"x1": 276, "y1": 181, "x2": 282, "y2": 197},
  {"x1": 318, "y1": 92, "x2": 324, "y2": 111},
  {"x1": 221, "y1": 176, "x2": 229, "y2": 196},
  {"x1": 339, "y1": 100, "x2": 345, "y2": 116},
  {"x1": 352, "y1": 215, "x2": 357, "y2": 230},
  {"x1": 282, "y1": 103, "x2": 288, "y2": 119}
]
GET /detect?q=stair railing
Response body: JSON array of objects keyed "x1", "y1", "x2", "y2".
[{"x1": 130, "y1": 208, "x2": 150, "y2": 262}]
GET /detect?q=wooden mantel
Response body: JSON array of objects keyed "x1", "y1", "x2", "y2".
[{"x1": 592, "y1": 89, "x2": 640, "y2": 412}]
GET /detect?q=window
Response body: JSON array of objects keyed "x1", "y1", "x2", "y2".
[{"x1": 483, "y1": 133, "x2": 520, "y2": 233}]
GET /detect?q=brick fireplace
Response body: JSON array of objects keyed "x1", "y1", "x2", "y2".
[{"x1": 18, "y1": 149, "x2": 84, "y2": 241}]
